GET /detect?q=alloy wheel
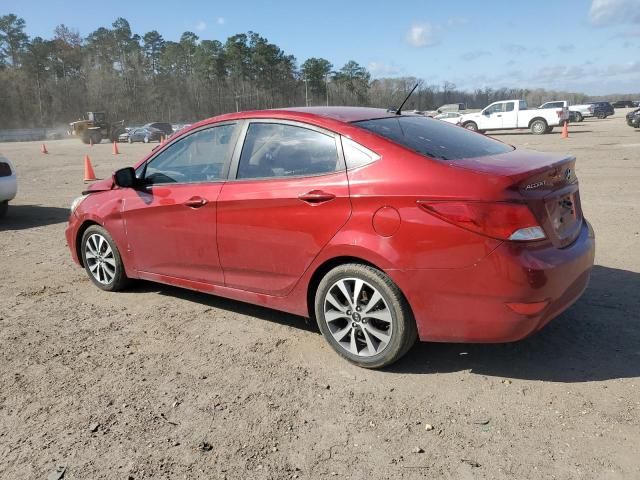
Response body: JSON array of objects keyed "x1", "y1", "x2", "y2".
[
  {"x1": 85, "y1": 233, "x2": 117, "y2": 285},
  {"x1": 323, "y1": 278, "x2": 393, "y2": 357}
]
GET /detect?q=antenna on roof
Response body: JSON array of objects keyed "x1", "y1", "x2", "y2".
[{"x1": 395, "y1": 81, "x2": 422, "y2": 115}]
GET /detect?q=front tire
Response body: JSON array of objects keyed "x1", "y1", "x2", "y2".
[
  {"x1": 530, "y1": 119, "x2": 547, "y2": 135},
  {"x1": 314, "y1": 264, "x2": 417, "y2": 369},
  {"x1": 574, "y1": 112, "x2": 583, "y2": 122},
  {"x1": 463, "y1": 121, "x2": 478, "y2": 132},
  {"x1": 81, "y1": 225, "x2": 129, "y2": 291}
]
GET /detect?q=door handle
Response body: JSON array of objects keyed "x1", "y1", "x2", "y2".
[
  {"x1": 298, "y1": 190, "x2": 336, "y2": 204},
  {"x1": 183, "y1": 197, "x2": 208, "y2": 208},
  {"x1": 497, "y1": 114, "x2": 502, "y2": 117}
]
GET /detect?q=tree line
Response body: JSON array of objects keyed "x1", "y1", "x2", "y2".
[{"x1": 0, "y1": 14, "x2": 594, "y2": 129}]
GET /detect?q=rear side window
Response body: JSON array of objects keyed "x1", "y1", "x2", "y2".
[
  {"x1": 237, "y1": 123, "x2": 340, "y2": 179},
  {"x1": 341, "y1": 136, "x2": 379, "y2": 169},
  {"x1": 354, "y1": 116, "x2": 513, "y2": 161}
]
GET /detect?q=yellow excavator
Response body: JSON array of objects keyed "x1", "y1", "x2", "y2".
[{"x1": 69, "y1": 112, "x2": 126, "y2": 144}]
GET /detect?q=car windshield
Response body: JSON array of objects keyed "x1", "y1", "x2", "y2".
[{"x1": 353, "y1": 116, "x2": 514, "y2": 160}]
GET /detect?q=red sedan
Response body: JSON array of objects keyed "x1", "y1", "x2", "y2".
[{"x1": 65, "y1": 107, "x2": 595, "y2": 368}]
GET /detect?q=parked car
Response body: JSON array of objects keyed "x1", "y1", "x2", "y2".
[
  {"x1": 612, "y1": 100, "x2": 635, "y2": 108},
  {"x1": 144, "y1": 122, "x2": 173, "y2": 136},
  {"x1": 0, "y1": 155, "x2": 17, "y2": 218},
  {"x1": 127, "y1": 126, "x2": 163, "y2": 143},
  {"x1": 66, "y1": 107, "x2": 595, "y2": 368},
  {"x1": 626, "y1": 108, "x2": 640, "y2": 128},
  {"x1": 591, "y1": 102, "x2": 615, "y2": 119},
  {"x1": 117, "y1": 131, "x2": 130, "y2": 142},
  {"x1": 460, "y1": 99, "x2": 568, "y2": 134},
  {"x1": 438, "y1": 103, "x2": 466, "y2": 112},
  {"x1": 571, "y1": 103, "x2": 596, "y2": 119},
  {"x1": 426, "y1": 103, "x2": 467, "y2": 116},
  {"x1": 538, "y1": 101, "x2": 584, "y2": 122},
  {"x1": 434, "y1": 111, "x2": 462, "y2": 124}
]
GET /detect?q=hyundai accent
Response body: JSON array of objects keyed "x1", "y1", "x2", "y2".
[{"x1": 65, "y1": 107, "x2": 595, "y2": 368}]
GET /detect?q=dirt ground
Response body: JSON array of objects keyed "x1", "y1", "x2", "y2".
[{"x1": 1, "y1": 114, "x2": 639, "y2": 480}]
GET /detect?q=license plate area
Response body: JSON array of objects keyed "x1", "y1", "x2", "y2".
[{"x1": 545, "y1": 191, "x2": 582, "y2": 247}]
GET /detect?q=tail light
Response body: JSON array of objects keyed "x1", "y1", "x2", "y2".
[{"x1": 418, "y1": 201, "x2": 546, "y2": 242}]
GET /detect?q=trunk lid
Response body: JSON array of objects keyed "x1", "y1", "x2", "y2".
[{"x1": 450, "y1": 149, "x2": 583, "y2": 248}]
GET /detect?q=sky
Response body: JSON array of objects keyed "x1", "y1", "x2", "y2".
[{"x1": 3, "y1": 0, "x2": 640, "y2": 95}]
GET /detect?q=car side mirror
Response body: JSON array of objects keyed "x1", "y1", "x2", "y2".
[{"x1": 113, "y1": 167, "x2": 137, "y2": 188}]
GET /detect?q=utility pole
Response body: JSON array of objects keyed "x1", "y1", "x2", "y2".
[
  {"x1": 325, "y1": 74, "x2": 329, "y2": 106},
  {"x1": 304, "y1": 76, "x2": 309, "y2": 107}
]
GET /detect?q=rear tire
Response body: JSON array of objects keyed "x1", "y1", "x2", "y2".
[
  {"x1": 0, "y1": 201, "x2": 8, "y2": 218},
  {"x1": 463, "y1": 121, "x2": 478, "y2": 132},
  {"x1": 80, "y1": 225, "x2": 129, "y2": 292},
  {"x1": 530, "y1": 119, "x2": 547, "y2": 135},
  {"x1": 314, "y1": 263, "x2": 417, "y2": 369},
  {"x1": 574, "y1": 112, "x2": 583, "y2": 122}
]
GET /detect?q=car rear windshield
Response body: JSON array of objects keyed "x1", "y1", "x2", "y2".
[{"x1": 353, "y1": 116, "x2": 514, "y2": 160}]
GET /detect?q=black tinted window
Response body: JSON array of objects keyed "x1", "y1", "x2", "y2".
[
  {"x1": 354, "y1": 116, "x2": 513, "y2": 160},
  {"x1": 237, "y1": 123, "x2": 339, "y2": 179}
]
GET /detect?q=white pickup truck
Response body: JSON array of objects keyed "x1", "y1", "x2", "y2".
[
  {"x1": 539, "y1": 101, "x2": 585, "y2": 122},
  {"x1": 460, "y1": 100, "x2": 569, "y2": 135}
]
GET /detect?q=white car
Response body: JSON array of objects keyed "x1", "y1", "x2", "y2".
[
  {"x1": 539, "y1": 101, "x2": 585, "y2": 122},
  {"x1": 434, "y1": 111, "x2": 462, "y2": 124},
  {"x1": 459, "y1": 99, "x2": 569, "y2": 135},
  {"x1": 0, "y1": 155, "x2": 17, "y2": 218}
]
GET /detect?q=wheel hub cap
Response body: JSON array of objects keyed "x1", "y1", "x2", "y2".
[
  {"x1": 85, "y1": 233, "x2": 116, "y2": 285},
  {"x1": 323, "y1": 277, "x2": 393, "y2": 357}
]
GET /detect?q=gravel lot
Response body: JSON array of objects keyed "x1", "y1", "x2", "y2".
[{"x1": 1, "y1": 114, "x2": 639, "y2": 479}]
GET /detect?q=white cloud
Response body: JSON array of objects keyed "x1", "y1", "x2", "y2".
[
  {"x1": 217, "y1": 17, "x2": 226, "y2": 25},
  {"x1": 405, "y1": 23, "x2": 439, "y2": 47},
  {"x1": 589, "y1": 0, "x2": 640, "y2": 25},
  {"x1": 368, "y1": 61, "x2": 402, "y2": 77},
  {"x1": 194, "y1": 20, "x2": 207, "y2": 32}
]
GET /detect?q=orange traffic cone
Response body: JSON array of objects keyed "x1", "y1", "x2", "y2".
[
  {"x1": 112, "y1": 141, "x2": 120, "y2": 155},
  {"x1": 41, "y1": 143, "x2": 48, "y2": 154},
  {"x1": 561, "y1": 121, "x2": 569, "y2": 139},
  {"x1": 84, "y1": 155, "x2": 97, "y2": 181}
]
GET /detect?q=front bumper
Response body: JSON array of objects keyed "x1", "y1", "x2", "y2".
[
  {"x1": 390, "y1": 220, "x2": 596, "y2": 343},
  {"x1": 65, "y1": 212, "x2": 82, "y2": 266},
  {"x1": 0, "y1": 175, "x2": 17, "y2": 202}
]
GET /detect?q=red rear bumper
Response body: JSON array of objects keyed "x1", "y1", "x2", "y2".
[{"x1": 390, "y1": 220, "x2": 595, "y2": 343}]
